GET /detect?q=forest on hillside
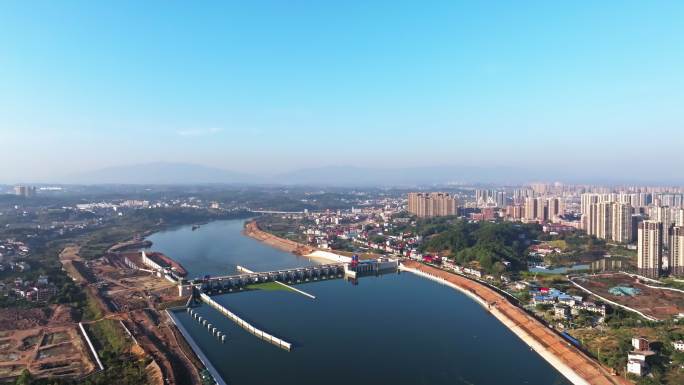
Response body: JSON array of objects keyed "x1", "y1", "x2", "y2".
[{"x1": 418, "y1": 218, "x2": 540, "y2": 273}]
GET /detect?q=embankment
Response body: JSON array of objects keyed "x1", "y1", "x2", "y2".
[
  {"x1": 400, "y1": 261, "x2": 630, "y2": 385},
  {"x1": 166, "y1": 310, "x2": 227, "y2": 385},
  {"x1": 243, "y1": 220, "x2": 314, "y2": 255}
]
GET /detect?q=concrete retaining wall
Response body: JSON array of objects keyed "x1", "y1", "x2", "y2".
[
  {"x1": 199, "y1": 293, "x2": 292, "y2": 351},
  {"x1": 166, "y1": 310, "x2": 227, "y2": 385},
  {"x1": 306, "y1": 250, "x2": 352, "y2": 263}
]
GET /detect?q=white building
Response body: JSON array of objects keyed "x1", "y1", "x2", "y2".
[
  {"x1": 637, "y1": 221, "x2": 663, "y2": 278},
  {"x1": 673, "y1": 340, "x2": 684, "y2": 352},
  {"x1": 672, "y1": 226, "x2": 684, "y2": 276},
  {"x1": 611, "y1": 203, "x2": 633, "y2": 243},
  {"x1": 627, "y1": 360, "x2": 646, "y2": 377}
]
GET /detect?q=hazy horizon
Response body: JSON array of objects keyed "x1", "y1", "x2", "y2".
[
  {"x1": 3, "y1": 161, "x2": 684, "y2": 187},
  {"x1": 2, "y1": 2, "x2": 683, "y2": 183}
]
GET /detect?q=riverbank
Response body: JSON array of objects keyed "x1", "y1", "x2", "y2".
[
  {"x1": 400, "y1": 261, "x2": 631, "y2": 385},
  {"x1": 243, "y1": 220, "x2": 314, "y2": 255},
  {"x1": 244, "y1": 221, "x2": 363, "y2": 265}
]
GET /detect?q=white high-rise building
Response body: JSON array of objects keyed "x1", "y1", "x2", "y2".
[
  {"x1": 611, "y1": 203, "x2": 633, "y2": 244},
  {"x1": 496, "y1": 191, "x2": 506, "y2": 207},
  {"x1": 637, "y1": 193, "x2": 652, "y2": 208},
  {"x1": 581, "y1": 193, "x2": 600, "y2": 231},
  {"x1": 638, "y1": 221, "x2": 663, "y2": 278},
  {"x1": 652, "y1": 206, "x2": 674, "y2": 249},
  {"x1": 676, "y1": 208, "x2": 684, "y2": 227},
  {"x1": 595, "y1": 202, "x2": 612, "y2": 240},
  {"x1": 672, "y1": 226, "x2": 684, "y2": 276},
  {"x1": 547, "y1": 197, "x2": 563, "y2": 222},
  {"x1": 661, "y1": 194, "x2": 683, "y2": 208},
  {"x1": 524, "y1": 197, "x2": 537, "y2": 220},
  {"x1": 535, "y1": 197, "x2": 548, "y2": 221}
]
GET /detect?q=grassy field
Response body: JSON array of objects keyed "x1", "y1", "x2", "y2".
[
  {"x1": 82, "y1": 320, "x2": 150, "y2": 385},
  {"x1": 82, "y1": 290, "x2": 105, "y2": 321},
  {"x1": 245, "y1": 281, "x2": 296, "y2": 293},
  {"x1": 88, "y1": 319, "x2": 131, "y2": 355}
]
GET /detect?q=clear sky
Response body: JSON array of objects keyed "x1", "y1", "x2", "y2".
[{"x1": 1, "y1": 1, "x2": 683, "y2": 183}]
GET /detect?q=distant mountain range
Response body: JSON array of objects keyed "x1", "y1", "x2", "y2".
[
  {"x1": 273, "y1": 165, "x2": 528, "y2": 186},
  {"x1": 55, "y1": 162, "x2": 680, "y2": 186},
  {"x1": 62, "y1": 162, "x2": 257, "y2": 185},
  {"x1": 60, "y1": 162, "x2": 536, "y2": 186}
]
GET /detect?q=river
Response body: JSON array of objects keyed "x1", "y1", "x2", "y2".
[{"x1": 147, "y1": 219, "x2": 571, "y2": 385}]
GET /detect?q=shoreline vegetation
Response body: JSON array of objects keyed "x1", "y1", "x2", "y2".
[{"x1": 244, "y1": 219, "x2": 629, "y2": 385}]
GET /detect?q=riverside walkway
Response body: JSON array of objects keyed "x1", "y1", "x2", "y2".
[{"x1": 400, "y1": 261, "x2": 630, "y2": 385}]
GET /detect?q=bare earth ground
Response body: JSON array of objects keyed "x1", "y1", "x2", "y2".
[
  {"x1": 573, "y1": 273, "x2": 684, "y2": 319},
  {"x1": 89, "y1": 254, "x2": 177, "y2": 312},
  {"x1": 0, "y1": 305, "x2": 94, "y2": 381},
  {"x1": 83, "y1": 246, "x2": 201, "y2": 385},
  {"x1": 2, "y1": 241, "x2": 202, "y2": 385}
]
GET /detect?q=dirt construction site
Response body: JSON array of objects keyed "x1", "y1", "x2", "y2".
[
  {"x1": 9, "y1": 243, "x2": 204, "y2": 385},
  {"x1": 571, "y1": 273, "x2": 684, "y2": 320},
  {"x1": 85, "y1": 251, "x2": 178, "y2": 313},
  {"x1": 0, "y1": 305, "x2": 95, "y2": 382},
  {"x1": 83, "y1": 247, "x2": 203, "y2": 385}
]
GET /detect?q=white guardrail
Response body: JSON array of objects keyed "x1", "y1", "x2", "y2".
[
  {"x1": 199, "y1": 293, "x2": 292, "y2": 351},
  {"x1": 78, "y1": 322, "x2": 104, "y2": 371}
]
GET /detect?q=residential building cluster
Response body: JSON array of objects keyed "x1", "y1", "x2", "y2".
[
  {"x1": 580, "y1": 194, "x2": 634, "y2": 243},
  {"x1": 530, "y1": 287, "x2": 606, "y2": 317},
  {"x1": 407, "y1": 192, "x2": 458, "y2": 218},
  {"x1": 275, "y1": 199, "x2": 418, "y2": 256},
  {"x1": 474, "y1": 189, "x2": 507, "y2": 208},
  {"x1": 0, "y1": 239, "x2": 30, "y2": 272},
  {"x1": 1, "y1": 275, "x2": 57, "y2": 303},
  {"x1": 13, "y1": 185, "x2": 37, "y2": 197},
  {"x1": 631, "y1": 201, "x2": 684, "y2": 278}
]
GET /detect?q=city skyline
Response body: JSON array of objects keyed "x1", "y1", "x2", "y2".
[{"x1": 2, "y1": 1, "x2": 684, "y2": 182}]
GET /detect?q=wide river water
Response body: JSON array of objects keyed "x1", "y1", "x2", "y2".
[{"x1": 147, "y1": 219, "x2": 571, "y2": 385}]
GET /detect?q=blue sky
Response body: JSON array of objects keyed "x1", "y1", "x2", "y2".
[{"x1": 1, "y1": 1, "x2": 683, "y2": 182}]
